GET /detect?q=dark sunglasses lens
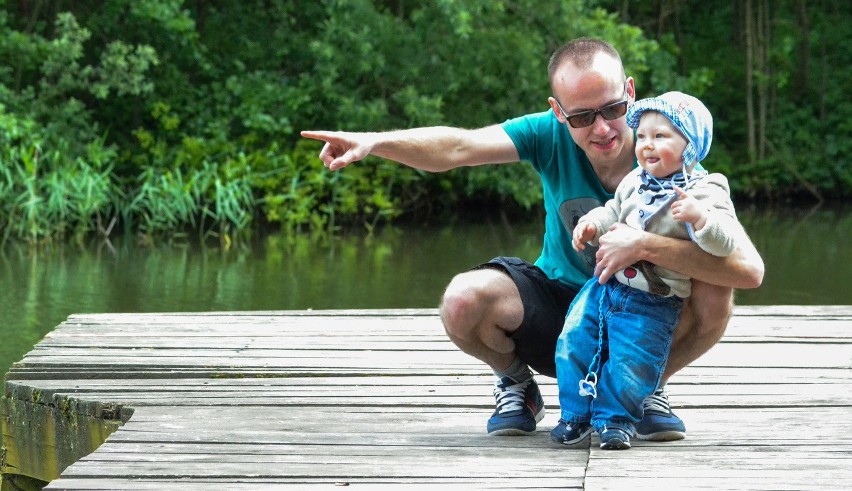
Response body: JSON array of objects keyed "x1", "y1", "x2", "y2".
[
  {"x1": 601, "y1": 102, "x2": 628, "y2": 120},
  {"x1": 568, "y1": 111, "x2": 596, "y2": 128}
]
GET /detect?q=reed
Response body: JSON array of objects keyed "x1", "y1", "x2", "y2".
[
  {"x1": 0, "y1": 139, "x2": 117, "y2": 246},
  {"x1": 0, "y1": 150, "x2": 256, "y2": 247},
  {"x1": 124, "y1": 162, "x2": 255, "y2": 246}
]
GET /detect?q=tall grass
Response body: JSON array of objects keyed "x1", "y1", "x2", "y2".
[
  {"x1": 0, "y1": 144, "x2": 115, "y2": 246},
  {"x1": 0, "y1": 147, "x2": 256, "y2": 248},
  {"x1": 126, "y1": 162, "x2": 255, "y2": 247}
]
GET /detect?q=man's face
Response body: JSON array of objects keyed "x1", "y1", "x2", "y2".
[{"x1": 548, "y1": 54, "x2": 635, "y2": 168}]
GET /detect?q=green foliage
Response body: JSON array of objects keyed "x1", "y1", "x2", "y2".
[
  {"x1": 0, "y1": 106, "x2": 117, "y2": 245},
  {"x1": 254, "y1": 139, "x2": 416, "y2": 235},
  {"x1": 608, "y1": 0, "x2": 850, "y2": 201},
  {"x1": 125, "y1": 161, "x2": 255, "y2": 245},
  {"x1": 0, "y1": 0, "x2": 848, "y2": 246}
]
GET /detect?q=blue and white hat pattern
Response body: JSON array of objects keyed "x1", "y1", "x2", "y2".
[{"x1": 626, "y1": 91, "x2": 713, "y2": 169}]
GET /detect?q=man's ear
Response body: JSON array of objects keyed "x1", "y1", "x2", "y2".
[
  {"x1": 626, "y1": 77, "x2": 636, "y2": 103},
  {"x1": 548, "y1": 97, "x2": 565, "y2": 123}
]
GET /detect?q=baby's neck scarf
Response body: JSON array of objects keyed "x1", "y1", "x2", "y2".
[{"x1": 636, "y1": 169, "x2": 707, "y2": 231}]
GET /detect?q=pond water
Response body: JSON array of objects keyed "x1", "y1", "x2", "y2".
[{"x1": 1, "y1": 204, "x2": 849, "y2": 378}]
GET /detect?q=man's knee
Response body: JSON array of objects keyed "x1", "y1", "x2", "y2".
[
  {"x1": 439, "y1": 268, "x2": 521, "y2": 341},
  {"x1": 439, "y1": 273, "x2": 479, "y2": 340}
]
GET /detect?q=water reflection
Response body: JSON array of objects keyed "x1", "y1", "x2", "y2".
[
  {"x1": 734, "y1": 203, "x2": 850, "y2": 305},
  {"x1": 1, "y1": 205, "x2": 849, "y2": 377}
]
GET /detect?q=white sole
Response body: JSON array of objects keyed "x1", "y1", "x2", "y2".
[{"x1": 635, "y1": 430, "x2": 685, "y2": 441}]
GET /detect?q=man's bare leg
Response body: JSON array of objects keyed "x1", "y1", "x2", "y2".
[
  {"x1": 439, "y1": 267, "x2": 545, "y2": 435},
  {"x1": 439, "y1": 268, "x2": 524, "y2": 371},
  {"x1": 637, "y1": 280, "x2": 735, "y2": 441},
  {"x1": 664, "y1": 280, "x2": 734, "y2": 380}
]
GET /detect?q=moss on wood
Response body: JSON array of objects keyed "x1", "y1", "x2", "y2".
[{"x1": 1, "y1": 391, "x2": 126, "y2": 484}]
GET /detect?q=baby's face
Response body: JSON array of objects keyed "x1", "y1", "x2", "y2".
[{"x1": 634, "y1": 112, "x2": 688, "y2": 178}]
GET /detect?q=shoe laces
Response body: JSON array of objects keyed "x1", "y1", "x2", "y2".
[
  {"x1": 493, "y1": 377, "x2": 531, "y2": 415},
  {"x1": 601, "y1": 426, "x2": 630, "y2": 439},
  {"x1": 601, "y1": 421, "x2": 634, "y2": 437},
  {"x1": 643, "y1": 386, "x2": 672, "y2": 414}
]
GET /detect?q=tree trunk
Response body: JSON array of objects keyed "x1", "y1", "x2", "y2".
[
  {"x1": 793, "y1": 0, "x2": 810, "y2": 103},
  {"x1": 744, "y1": 0, "x2": 757, "y2": 163},
  {"x1": 672, "y1": 1, "x2": 685, "y2": 74},
  {"x1": 757, "y1": 0, "x2": 769, "y2": 162},
  {"x1": 657, "y1": 0, "x2": 674, "y2": 39},
  {"x1": 819, "y1": 5, "x2": 826, "y2": 121}
]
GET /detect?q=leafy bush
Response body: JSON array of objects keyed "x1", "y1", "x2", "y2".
[{"x1": 0, "y1": 1, "x2": 847, "y2": 246}]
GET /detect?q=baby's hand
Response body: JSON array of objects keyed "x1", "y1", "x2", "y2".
[
  {"x1": 671, "y1": 186, "x2": 707, "y2": 230},
  {"x1": 572, "y1": 223, "x2": 597, "y2": 251}
]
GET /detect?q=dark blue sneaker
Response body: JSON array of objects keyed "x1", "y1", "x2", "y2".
[
  {"x1": 550, "y1": 419, "x2": 593, "y2": 446},
  {"x1": 635, "y1": 386, "x2": 686, "y2": 441},
  {"x1": 486, "y1": 376, "x2": 545, "y2": 435},
  {"x1": 600, "y1": 425, "x2": 632, "y2": 450}
]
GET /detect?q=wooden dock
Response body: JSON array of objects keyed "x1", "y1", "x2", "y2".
[{"x1": 2, "y1": 306, "x2": 851, "y2": 490}]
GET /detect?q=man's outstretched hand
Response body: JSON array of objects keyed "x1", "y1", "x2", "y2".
[{"x1": 301, "y1": 130, "x2": 375, "y2": 171}]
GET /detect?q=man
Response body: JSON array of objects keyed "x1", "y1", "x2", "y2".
[{"x1": 301, "y1": 38, "x2": 764, "y2": 441}]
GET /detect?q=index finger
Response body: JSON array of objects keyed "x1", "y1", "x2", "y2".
[{"x1": 300, "y1": 130, "x2": 334, "y2": 143}]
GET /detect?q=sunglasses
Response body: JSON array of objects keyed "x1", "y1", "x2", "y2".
[{"x1": 556, "y1": 99, "x2": 629, "y2": 129}]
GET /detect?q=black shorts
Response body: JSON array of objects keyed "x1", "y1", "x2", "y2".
[{"x1": 474, "y1": 256, "x2": 578, "y2": 378}]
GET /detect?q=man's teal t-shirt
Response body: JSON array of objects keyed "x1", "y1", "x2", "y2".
[{"x1": 502, "y1": 110, "x2": 616, "y2": 291}]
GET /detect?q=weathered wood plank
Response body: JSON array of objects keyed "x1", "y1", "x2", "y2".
[
  {"x1": 85, "y1": 407, "x2": 852, "y2": 447},
  {"x1": 7, "y1": 381, "x2": 852, "y2": 410},
  {"x1": 6, "y1": 389, "x2": 848, "y2": 410},
  {"x1": 7, "y1": 367, "x2": 852, "y2": 395},
  {"x1": 44, "y1": 478, "x2": 580, "y2": 490}
]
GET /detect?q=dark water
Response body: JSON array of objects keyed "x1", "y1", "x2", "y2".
[{"x1": 1, "y1": 204, "x2": 849, "y2": 377}]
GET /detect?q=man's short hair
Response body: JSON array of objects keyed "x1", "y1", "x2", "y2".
[{"x1": 548, "y1": 38, "x2": 624, "y2": 85}]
